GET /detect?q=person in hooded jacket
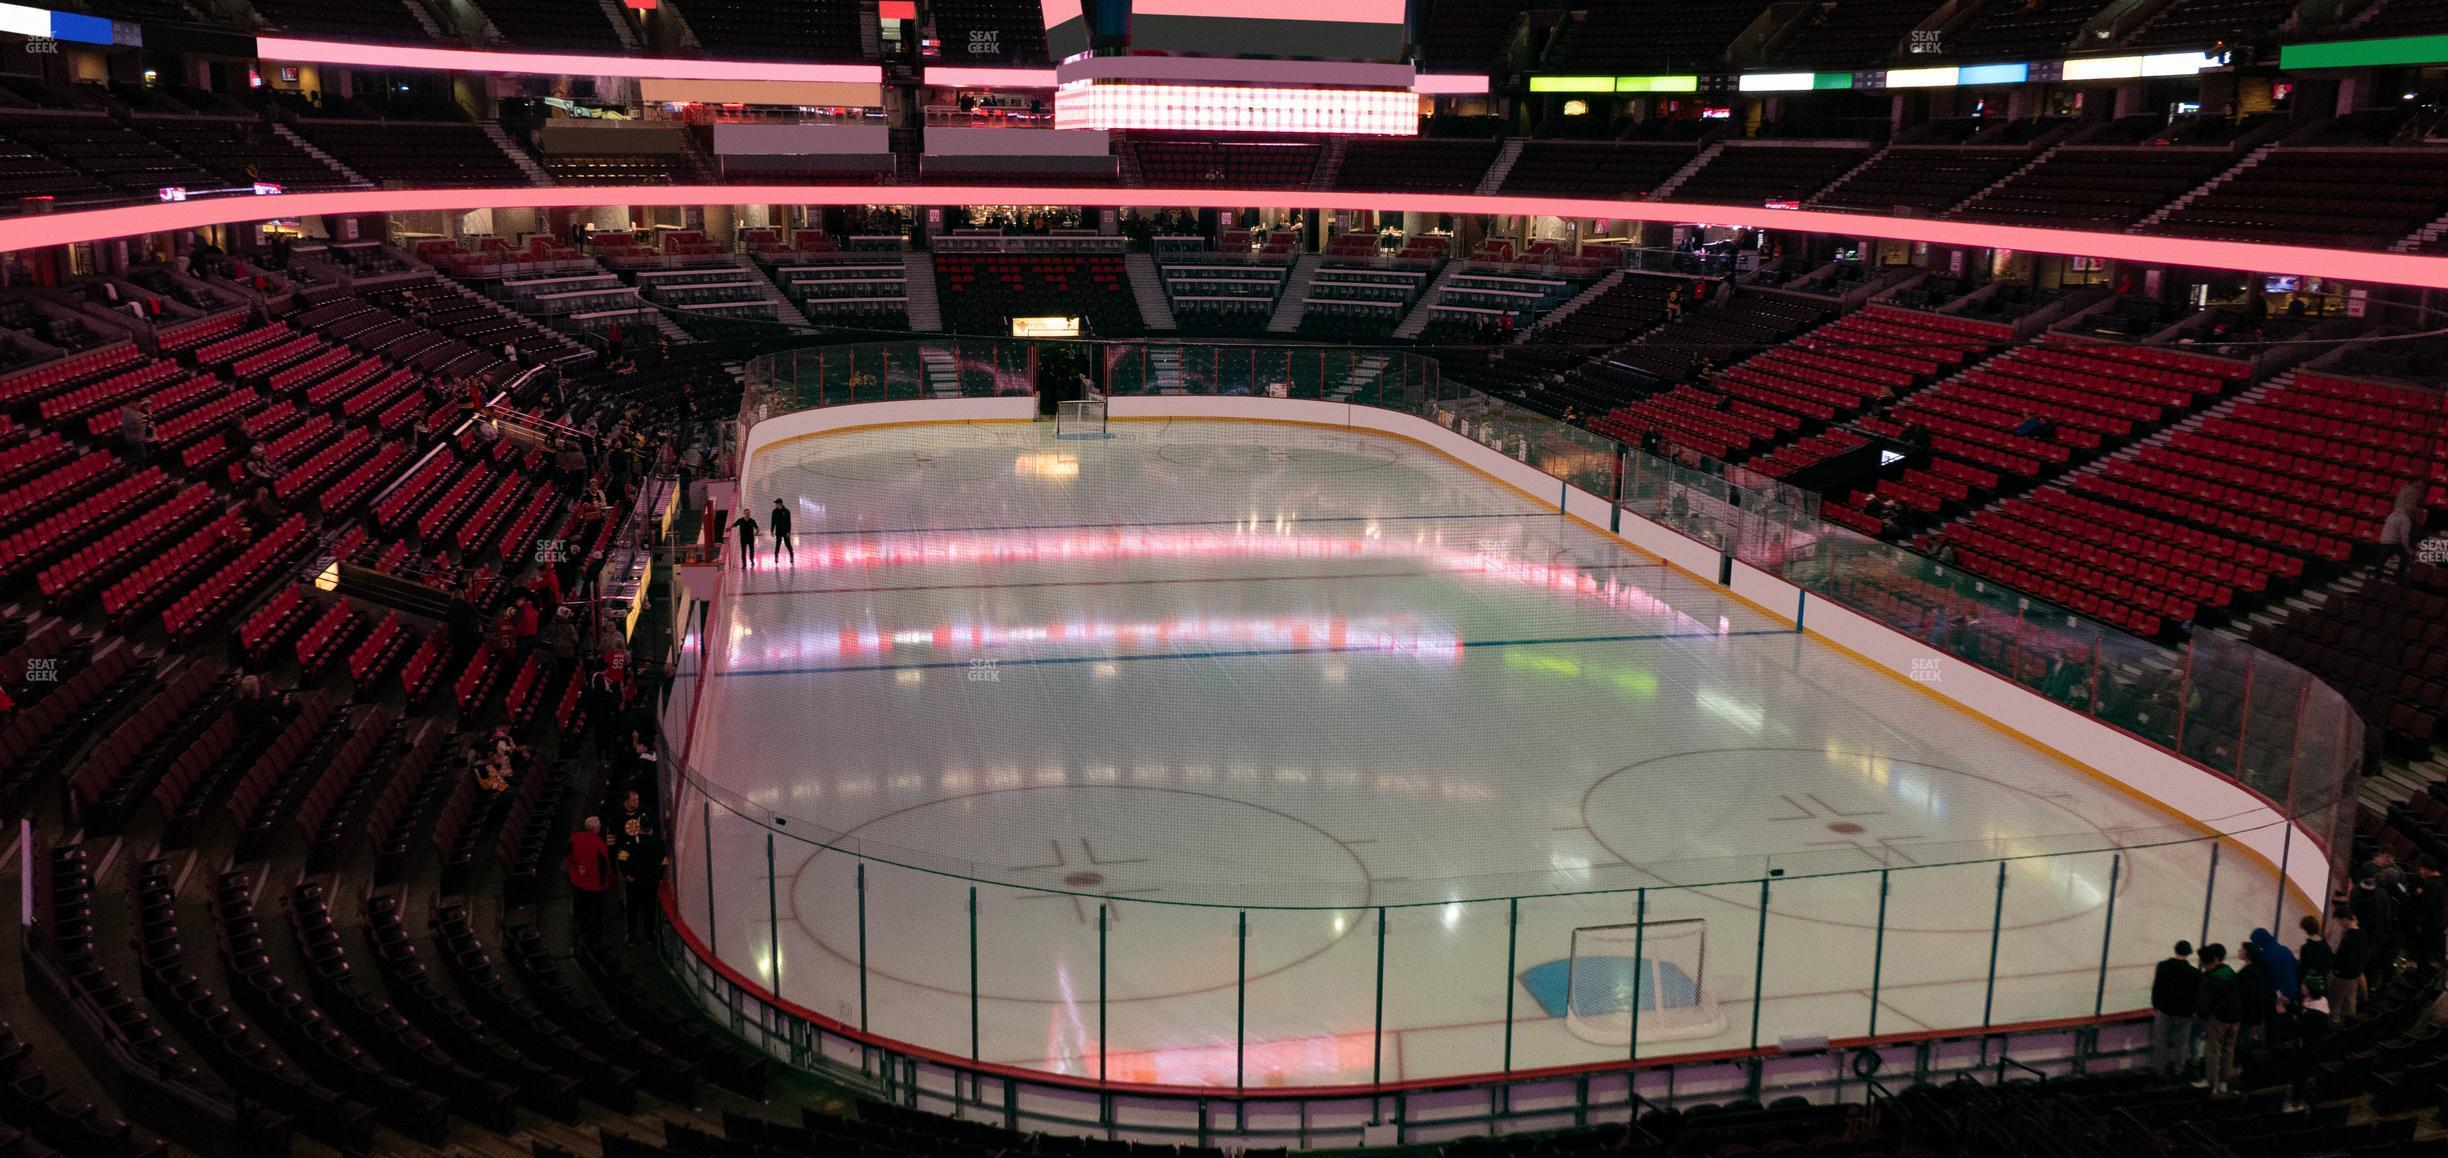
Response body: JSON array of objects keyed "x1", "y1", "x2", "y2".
[{"x1": 2250, "y1": 926, "x2": 2301, "y2": 1014}]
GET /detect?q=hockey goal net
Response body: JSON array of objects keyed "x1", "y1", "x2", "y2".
[
  {"x1": 1055, "y1": 398, "x2": 1108, "y2": 438},
  {"x1": 1561, "y1": 919, "x2": 1726, "y2": 1046}
]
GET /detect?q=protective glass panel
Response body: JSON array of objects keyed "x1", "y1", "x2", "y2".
[
  {"x1": 1871, "y1": 859, "x2": 2002, "y2": 1036},
  {"x1": 859, "y1": 860, "x2": 977, "y2": 1060},
  {"x1": 1988, "y1": 849, "x2": 2120, "y2": 1028},
  {"x1": 1239, "y1": 906, "x2": 1376, "y2": 1087},
  {"x1": 1759, "y1": 872, "x2": 1881, "y2": 1045},
  {"x1": 1379, "y1": 899, "x2": 1505, "y2": 1082},
  {"x1": 771, "y1": 835, "x2": 866, "y2": 1032},
  {"x1": 1100, "y1": 899, "x2": 1240, "y2": 1087}
]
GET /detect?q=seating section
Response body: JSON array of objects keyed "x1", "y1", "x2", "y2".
[
  {"x1": 1298, "y1": 253, "x2": 1443, "y2": 340},
  {"x1": 2262, "y1": 562, "x2": 2448, "y2": 748},
  {"x1": 247, "y1": 0, "x2": 433, "y2": 41},
  {"x1": 762, "y1": 254, "x2": 912, "y2": 328},
  {"x1": 134, "y1": 116, "x2": 353, "y2": 190},
  {"x1": 1672, "y1": 144, "x2": 1875, "y2": 206},
  {"x1": 287, "y1": 121, "x2": 530, "y2": 186},
  {"x1": 1595, "y1": 305, "x2": 1990, "y2": 460},
  {"x1": 1848, "y1": 337, "x2": 2243, "y2": 524},
  {"x1": 934, "y1": 253, "x2": 1141, "y2": 336},
  {"x1": 1498, "y1": 141, "x2": 1697, "y2": 198},
  {"x1": 1547, "y1": 0, "x2": 1759, "y2": 70},
  {"x1": 1333, "y1": 138, "x2": 1502, "y2": 193},
  {"x1": 2150, "y1": 149, "x2": 2448, "y2": 250},
  {"x1": 2125, "y1": 0, "x2": 2300, "y2": 47},
  {"x1": 1160, "y1": 257, "x2": 1289, "y2": 336},
  {"x1": 2360, "y1": 0, "x2": 2448, "y2": 37},
  {"x1": 28, "y1": 843, "x2": 290, "y2": 1154},
  {"x1": 471, "y1": 0, "x2": 630, "y2": 50},
  {"x1": 1127, "y1": 138, "x2": 1323, "y2": 188},
  {"x1": 1768, "y1": 0, "x2": 1943, "y2": 67},
  {"x1": 673, "y1": 0, "x2": 871, "y2": 61},
  {"x1": 1938, "y1": 364, "x2": 2404, "y2": 638},
  {"x1": 0, "y1": 110, "x2": 217, "y2": 197},
  {"x1": 1950, "y1": 146, "x2": 2232, "y2": 230},
  {"x1": 543, "y1": 153, "x2": 692, "y2": 184},
  {"x1": 929, "y1": 0, "x2": 1052, "y2": 62},
  {"x1": 1448, "y1": 275, "x2": 1679, "y2": 410},
  {"x1": 1940, "y1": 0, "x2": 2117, "y2": 59},
  {"x1": 1417, "y1": 0, "x2": 1543, "y2": 71},
  {"x1": 1814, "y1": 147, "x2": 2031, "y2": 215}
]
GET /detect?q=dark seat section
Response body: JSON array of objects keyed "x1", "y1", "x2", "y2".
[
  {"x1": 674, "y1": 0, "x2": 871, "y2": 62},
  {"x1": 1670, "y1": 143, "x2": 1875, "y2": 206},
  {"x1": 248, "y1": 0, "x2": 435, "y2": 42},
  {"x1": 470, "y1": 0, "x2": 630, "y2": 50},
  {"x1": 286, "y1": 120, "x2": 530, "y2": 187},
  {"x1": 933, "y1": 253, "x2": 1142, "y2": 336}
]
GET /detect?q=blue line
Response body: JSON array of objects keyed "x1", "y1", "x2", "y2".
[
  {"x1": 710, "y1": 627, "x2": 1798, "y2": 679},
  {"x1": 789, "y1": 511, "x2": 1545, "y2": 539}
]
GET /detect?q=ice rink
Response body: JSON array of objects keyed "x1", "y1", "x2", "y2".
[{"x1": 673, "y1": 417, "x2": 2290, "y2": 1089}]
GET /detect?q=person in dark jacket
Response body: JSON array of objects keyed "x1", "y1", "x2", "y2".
[
  {"x1": 2235, "y1": 941, "x2": 2269, "y2": 1048},
  {"x1": 2330, "y1": 906, "x2": 2369, "y2": 1020},
  {"x1": 611, "y1": 789, "x2": 664, "y2": 946},
  {"x1": 730, "y1": 513, "x2": 759, "y2": 568},
  {"x1": 768, "y1": 498, "x2": 794, "y2": 566},
  {"x1": 2409, "y1": 856, "x2": 2446, "y2": 965},
  {"x1": 2351, "y1": 872, "x2": 2397, "y2": 981},
  {"x1": 2151, "y1": 940, "x2": 2198, "y2": 1075},
  {"x1": 2296, "y1": 915, "x2": 2334, "y2": 1003},
  {"x1": 2196, "y1": 943, "x2": 2242, "y2": 1094}
]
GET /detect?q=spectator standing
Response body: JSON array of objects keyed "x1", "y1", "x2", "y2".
[
  {"x1": 512, "y1": 596, "x2": 540, "y2": 659},
  {"x1": 543, "y1": 607, "x2": 579, "y2": 664},
  {"x1": 2235, "y1": 940, "x2": 2269, "y2": 1047},
  {"x1": 2378, "y1": 487, "x2": 2421, "y2": 577},
  {"x1": 2150, "y1": 940, "x2": 2198, "y2": 1075},
  {"x1": 768, "y1": 498, "x2": 794, "y2": 566},
  {"x1": 563, "y1": 817, "x2": 613, "y2": 946},
  {"x1": 611, "y1": 789, "x2": 664, "y2": 945},
  {"x1": 244, "y1": 486, "x2": 286, "y2": 530},
  {"x1": 2352, "y1": 870, "x2": 2399, "y2": 977},
  {"x1": 120, "y1": 399, "x2": 155, "y2": 466},
  {"x1": 2410, "y1": 856, "x2": 2446, "y2": 965},
  {"x1": 2330, "y1": 907, "x2": 2368, "y2": 1020},
  {"x1": 2249, "y1": 926, "x2": 2302, "y2": 1009},
  {"x1": 2196, "y1": 944, "x2": 2242, "y2": 1094},
  {"x1": 730, "y1": 512, "x2": 759, "y2": 568},
  {"x1": 2297, "y1": 915, "x2": 2334, "y2": 1006},
  {"x1": 555, "y1": 440, "x2": 588, "y2": 489}
]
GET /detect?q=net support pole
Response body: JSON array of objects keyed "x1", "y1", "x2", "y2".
[
  {"x1": 702, "y1": 802, "x2": 715, "y2": 957},
  {"x1": 1503, "y1": 897, "x2": 1519, "y2": 1074},
  {"x1": 2095, "y1": 854, "x2": 2122, "y2": 1017},
  {"x1": 2200, "y1": 842, "x2": 2221, "y2": 948},
  {"x1": 969, "y1": 886, "x2": 980, "y2": 1063},
  {"x1": 765, "y1": 833, "x2": 779, "y2": 992},
  {"x1": 2275, "y1": 825, "x2": 2292, "y2": 933},
  {"x1": 856, "y1": 862, "x2": 869, "y2": 1032},
  {"x1": 1372, "y1": 906, "x2": 1386, "y2": 1087},
  {"x1": 1982, "y1": 861, "x2": 2008, "y2": 1029},
  {"x1": 1098, "y1": 904, "x2": 1108, "y2": 1087},
  {"x1": 1629, "y1": 889, "x2": 1647, "y2": 1064},
  {"x1": 1868, "y1": 869, "x2": 1890, "y2": 1038},
  {"x1": 1235, "y1": 910, "x2": 1247, "y2": 1091},
  {"x1": 1748, "y1": 879, "x2": 1769, "y2": 1051}
]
